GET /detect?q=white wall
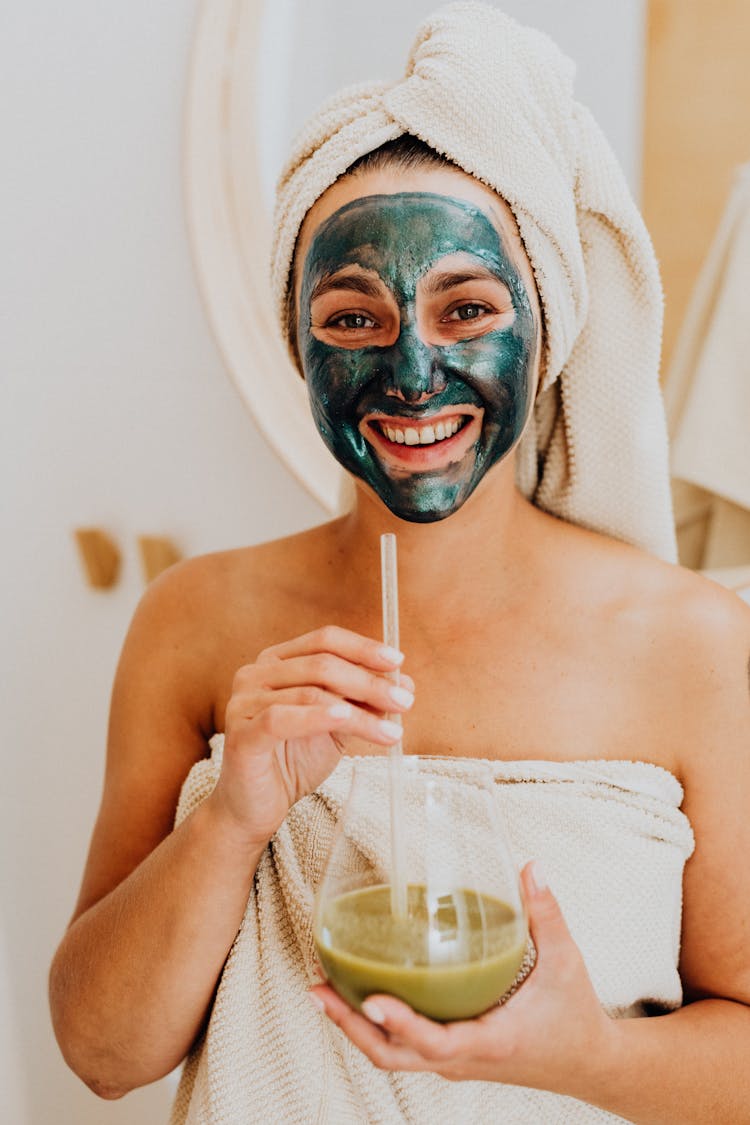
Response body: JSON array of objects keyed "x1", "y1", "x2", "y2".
[
  {"x1": 2, "y1": 2, "x2": 645, "y2": 1122},
  {"x1": 2, "y1": 3, "x2": 323, "y2": 1123}
]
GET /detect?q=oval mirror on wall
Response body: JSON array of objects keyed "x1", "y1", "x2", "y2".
[{"x1": 183, "y1": 0, "x2": 347, "y2": 514}]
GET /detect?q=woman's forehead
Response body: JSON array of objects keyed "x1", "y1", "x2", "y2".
[
  {"x1": 304, "y1": 193, "x2": 517, "y2": 287},
  {"x1": 296, "y1": 166, "x2": 529, "y2": 284}
]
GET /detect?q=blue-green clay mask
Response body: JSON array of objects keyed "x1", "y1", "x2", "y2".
[{"x1": 297, "y1": 192, "x2": 538, "y2": 522}]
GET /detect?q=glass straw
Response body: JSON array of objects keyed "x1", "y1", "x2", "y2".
[{"x1": 380, "y1": 533, "x2": 408, "y2": 919}]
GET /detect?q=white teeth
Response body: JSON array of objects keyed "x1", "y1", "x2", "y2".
[{"x1": 378, "y1": 417, "x2": 466, "y2": 445}]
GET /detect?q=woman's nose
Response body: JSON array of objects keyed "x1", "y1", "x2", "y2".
[{"x1": 380, "y1": 324, "x2": 446, "y2": 403}]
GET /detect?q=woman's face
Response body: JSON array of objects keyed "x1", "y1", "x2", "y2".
[{"x1": 294, "y1": 165, "x2": 542, "y2": 522}]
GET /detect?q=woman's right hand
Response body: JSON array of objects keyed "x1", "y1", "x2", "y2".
[{"x1": 206, "y1": 626, "x2": 413, "y2": 848}]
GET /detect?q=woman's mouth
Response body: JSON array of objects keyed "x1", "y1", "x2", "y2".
[
  {"x1": 359, "y1": 407, "x2": 482, "y2": 471},
  {"x1": 373, "y1": 416, "x2": 467, "y2": 445}
]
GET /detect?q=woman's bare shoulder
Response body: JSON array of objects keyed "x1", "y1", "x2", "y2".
[
  {"x1": 134, "y1": 521, "x2": 336, "y2": 633},
  {"x1": 650, "y1": 562, "x2": 750, "y2": 769},
  {"x1": 550, "y1": 516, "x2": 750, "y2": 639},
  {"x1": 595, "y1": 535, "x2": 750, "y2": 663},
  {"x1": 121, "y1": 521, "x2": 339, "y2": 723},
  {"x1": 541, "y1": 519, "x2": 750, "y2": 768},
  {"x1": 585, "y1": 529, "x2": 749, "y2": 676},
  {"x1": 604, "y1": 535, "x2": 749, "y2": 767}
]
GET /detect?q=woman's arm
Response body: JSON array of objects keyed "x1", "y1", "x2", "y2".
[
  {"x1": 49, "y1": 563, "x2": 253, "y2": 1097},
  {"x1": 587, "y1": 581, "x2": 750, "y2": 1122},
  {"x1": 50, "y1": 791, "x2": 266, "y2": 1099},
  {"x1": 49, "y1": 561, "x2": 410, "y2": 1099},
  {"x1": 313, "y1": 581, "x2": 750, "y2": 1124}
]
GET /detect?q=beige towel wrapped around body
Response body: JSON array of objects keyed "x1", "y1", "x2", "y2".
[
  {"x1": 271, "y1": 1, "x2": 677, "y2": 563},
  {"x1": 170, "y1": 738, "x2": 694, "y2": 1125}
]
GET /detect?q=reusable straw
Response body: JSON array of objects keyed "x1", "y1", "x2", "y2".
[{"x1": 380, "y1": 533, "x2": 408, "y2": 919}]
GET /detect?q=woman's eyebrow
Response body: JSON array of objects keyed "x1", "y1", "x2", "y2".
[
  {"x1": 310, "y1": 270, "x2": 385, "y2": 303},
  {"x1": 422, "y1": 264, "x2": 506, "y2": 295}
]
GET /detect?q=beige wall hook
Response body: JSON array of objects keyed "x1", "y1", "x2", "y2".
[
  {"x1": 137, "y1": 535, "x2": 182, "y2": 583},
  {"x1": 73, "y1": 527, "x2": 121, "y2": 589}
]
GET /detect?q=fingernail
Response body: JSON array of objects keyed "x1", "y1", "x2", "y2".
[
  {"x1": 529, "y1": 860, "x2": 548, "y2": 895},
  {"x1": 361, "y1": 1000, "x2": 385, "y2": 1024},
  {"x1": 388, "y1": 684, "x2": 414, "y2": 709},
  {"x1": 379, "y1": 718, "x2": 402, "y2": 740},
  {"x1": 328, "y1": 702, "x2": 352, "y2": 719},
  {"x1": 308, "y1": 992, "x2": 326, "y2": 1013},
  {"x1": 379, "y1": 646, "x2": 404, "y2": 665}
]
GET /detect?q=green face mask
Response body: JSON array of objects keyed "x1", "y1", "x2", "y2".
[{"x1": 297, "y1": 192, "x2": 538, "y2": 522}]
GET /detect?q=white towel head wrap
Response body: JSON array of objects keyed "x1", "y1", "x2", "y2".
[{"x1": 270, "y1": 1, "x2": 677, "y2": 562}]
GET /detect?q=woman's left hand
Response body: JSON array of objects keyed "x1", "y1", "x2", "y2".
[{"x1": 310, "y1": 862, "x2": 618, "y2": 1099}]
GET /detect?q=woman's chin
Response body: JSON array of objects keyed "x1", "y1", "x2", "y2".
[
  {"x1": 389, "y1": 503, "x2": 462, "y2": 524},
  {"x1": 357, "y1": 473, "x2": 475, "y2": 524}
]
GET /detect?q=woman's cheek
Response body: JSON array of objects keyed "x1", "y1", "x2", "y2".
[
  {"x1": 303, "y1": 349, "x2": 370, "y2": 459},
  {"x1": 306, "y1": 346, "x2": 370, "y2": 410}
]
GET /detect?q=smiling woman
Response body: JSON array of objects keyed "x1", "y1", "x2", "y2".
[
  {"x1": 293, "y1": 159, "x2": 540, "y2": 522},
  {"x1": 48, "y1": 4, "x2": 750, "y2": 1124}
]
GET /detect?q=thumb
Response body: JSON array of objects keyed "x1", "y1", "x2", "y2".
[{"x1": 520, "y1": 860, "x2": 573, "y2": 957}]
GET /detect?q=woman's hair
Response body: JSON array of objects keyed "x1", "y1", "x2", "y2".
[
  {"x1": 345, "y1": 134, "x2": 454, "y2": 178},
  {"x1": 285, "y1": 135, "x2": 455, "y2": 369}
]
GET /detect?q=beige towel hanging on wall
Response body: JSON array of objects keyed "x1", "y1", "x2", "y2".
[{"x1": 664, "y1": 163, "x2": 750, "y2": 570}]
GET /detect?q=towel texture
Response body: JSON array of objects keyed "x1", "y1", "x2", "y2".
[
  {"x1": 271, "y1": 1, "x2": 677, "y2": 562},
  {"x1": 664, "y1": 163, "x2": 750, "y2": 569},
  {"x1": 170, "y1": 738, "x2": 693, "y2": 1124}
]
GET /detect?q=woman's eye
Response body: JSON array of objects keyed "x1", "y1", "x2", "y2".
[
  {"x1": 443, "y1": 303, "x2": 493, "y2": 323},
  {"x1": 327, "y1": 312, "x2": 377, "y2": 330}
]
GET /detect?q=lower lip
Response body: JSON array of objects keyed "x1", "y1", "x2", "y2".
[{"x1": 362, "y1": 417, "x2": 481, "y2": 471}]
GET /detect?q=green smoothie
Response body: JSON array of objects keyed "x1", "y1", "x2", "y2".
[{"x1": 314, "y1": 883, "x2": 526, "y2": 1021}]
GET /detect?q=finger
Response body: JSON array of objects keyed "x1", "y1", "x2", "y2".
[
  {"x1": 400, "y1": 672, "x2": 415, "y2": 694},
  {"x1": 232, "y1": 699, "x2": 404, "y2": 752},
  {"x1": 520, "y1": 861, "x2": 575, "y2": 968},
  {"x1": 252, "y1": 653, "x2": 415, "y2": 715},
  {"x1": 259, "y1": 625, "x2": 404, "y2": 671},
  {"x1": 359, "y1": 996, "x2": 481, "y2": 1063},
  {"x1": 236, "y1": 684, "x2": 355, "y2": 712},
  {"x1": 226, "y1": 680, "x2": 394, "y2": 732},
  {"x1": 309, "y1": 987, "x2": 429, "y2": 1072}
]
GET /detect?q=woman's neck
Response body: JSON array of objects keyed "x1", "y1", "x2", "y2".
[{"x1": 329, "y1": 455, "x2": 544, "y2": 627}]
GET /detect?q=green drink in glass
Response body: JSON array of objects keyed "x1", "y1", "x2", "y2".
[{"x1": 314, "y1": 757, "x2": 528, "y2": 1022}]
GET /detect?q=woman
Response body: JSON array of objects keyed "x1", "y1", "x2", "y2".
[{"x1": 50, "y1": 4, "x2": 750, "y2": 1122}]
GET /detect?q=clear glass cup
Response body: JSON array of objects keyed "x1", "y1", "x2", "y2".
[{"x1": 313, "y1": 756, "x2": 528, "y2": 1022}]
